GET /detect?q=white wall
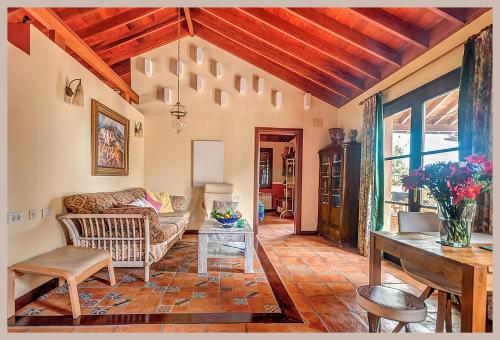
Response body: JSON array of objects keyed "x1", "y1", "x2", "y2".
[
  {"x1": 8, "y1": 27, "x2": 145, "y2": 297},
  {"x1": 133, "y1": 36, "x2": 337, "y2": 231}
]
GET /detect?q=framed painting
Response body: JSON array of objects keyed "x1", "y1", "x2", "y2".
[{"x1": 91, "y1": 99, "x2": 129, "y2": 176}]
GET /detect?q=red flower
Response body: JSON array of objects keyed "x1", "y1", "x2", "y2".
[
  {"x1": 465, "y1": 154, "x2": 487, "y2": 164},
  {"x1": 452, "y1": 179, "x2": 483, "y2": 204}
]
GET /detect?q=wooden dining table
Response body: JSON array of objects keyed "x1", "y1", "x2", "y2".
[{"x1": 369, "y1": 231, "x2": 493, "y2": 333}]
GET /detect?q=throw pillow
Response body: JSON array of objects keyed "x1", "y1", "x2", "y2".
[
  {"x1": 145, "y1": 194, "x2": 162, "y2": 213},
  {"x1": 213, "y1": 201, "x2": 240, "y2": 213},
  {"x1": 146, "y1": 190, "x2": 174, "y2": 213},
  {"x1": 127, "y1": 197, "x2": 160, "y2": 211}
]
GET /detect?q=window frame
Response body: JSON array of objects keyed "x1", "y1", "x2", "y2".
[
  {"x1": 383, "y1": 68, "x2": 461, "y2": 213},
  {"x1": 259, "y1": 148, "x2": 273, "y2": 189}
]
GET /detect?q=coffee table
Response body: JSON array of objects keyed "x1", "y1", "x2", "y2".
[{"x1": 198, "y1": 219, "x2": 254, "y2": 274}]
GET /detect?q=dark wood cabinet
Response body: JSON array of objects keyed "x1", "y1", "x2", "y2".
[{"x1": 317, "y1": 141, "x2": 361, "y2": 247}]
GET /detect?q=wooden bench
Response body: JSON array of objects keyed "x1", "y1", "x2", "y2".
[{"x1": 8, "y1": 246, "x2": 116, "y2": 319}]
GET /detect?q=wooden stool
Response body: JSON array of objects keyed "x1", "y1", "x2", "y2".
[
  {"x1": 8, "y1": 246, "x2": 115, "y2": 319},
  {"x1": 356, "y1": 285, "x2": 427, "y2": 332}
]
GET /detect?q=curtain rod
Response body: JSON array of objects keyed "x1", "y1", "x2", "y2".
[{"x1": 358, "y1": 24, "x2": 492, "y2": 106}]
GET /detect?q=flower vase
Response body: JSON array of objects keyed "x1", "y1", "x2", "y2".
[{"x1": 437, "y1": 202, "x2": 477, "y2": 247}]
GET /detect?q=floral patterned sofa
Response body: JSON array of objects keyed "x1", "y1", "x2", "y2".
[{"x1": 59, "y1": 188, "x2": 189, "y2": 281}]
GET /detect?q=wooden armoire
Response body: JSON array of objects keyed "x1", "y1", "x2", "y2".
[{"x1": 317, "y1": 140, "x2": 361, "y2": 247}]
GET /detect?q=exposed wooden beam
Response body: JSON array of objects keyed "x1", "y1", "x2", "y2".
[
  {"x1": 8, "y1": 22, "x2": 30, "y2": 55},
  {"x1": 240, "y1": 8, "x2": 380, "y2": 82},
  {"x1": 103, "y1": 22, "x2": 188, "y2": 66},
  {"x1": 183, "y1": 7, "x2": 195, "y2": 37},
  {"x1": 48, "y1": 29, "x2": 65, "y2": 50},
  {"x1": 428, "y1": 8, "x2": 467, "y2": 25},
  {"x1": 25, "y1": 7, "x2": 139, "y2": 104},
  {"x1": 433, "y1": 105, "x2": 457, "y2": 125},
  {"x1": 348, "y1": 8, "x2": 429, "y2": 48},
  {"x1": 195, "y1": 9, "x2": 353, "y2": 99},
  {"x1": 93, "y1": 14, "x2": 181, "y2": 53},
  {"x1": 286, "y1": 8, "x2": 401, "y2": 66},
  {"x1": 194, "y1": 22, "x2": 346, "y2": 108},
  {"x1": 75, "y1": 8, "x2": 162, "y2": 40}
]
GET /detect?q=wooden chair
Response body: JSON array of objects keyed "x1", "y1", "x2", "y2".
[
  {"x1": 356, "y1": 285, "x2": 427, "y2": 332},
  {"x1": 8, "y1": 246, "x2": 115, "y2": 319},
  {"x1": 397, "y1": 211, "x2": 458, "y2": 332}
]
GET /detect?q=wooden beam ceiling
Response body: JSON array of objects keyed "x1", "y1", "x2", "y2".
[
  {"x1": 10, "y1": 7, "x2": 490, "y2": 108},
  {"x1": 183, "y1": 8, "x2": 195, "y2": 36},
  {"x1": 24, "y1": 7, "x2": 139, "y2": 103},
  {"x1": 347, "y1": 8, "x2": 429, "y2": 48},
  {"x1": 194, "y1": 9, "x2": 351, "y2": 103},
  {"x1": 286, "y1": 8, "x2": 402, "y2": 66}
]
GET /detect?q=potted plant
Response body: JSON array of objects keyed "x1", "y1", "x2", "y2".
[{"x1": 402, "y1": 155, "x2": 492, "y2": 247}]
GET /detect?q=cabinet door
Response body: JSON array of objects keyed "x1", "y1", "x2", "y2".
[
  {"x1": 318, "y1": 153, "x2": 331, "y2": 229},
  {"x1": 329, "y1": 151, "x2": 342, "y2": 228}
]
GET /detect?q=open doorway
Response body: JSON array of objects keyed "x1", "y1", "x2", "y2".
[{"x1": 253, "y1": 127, "x2": 303, "y2": 236}]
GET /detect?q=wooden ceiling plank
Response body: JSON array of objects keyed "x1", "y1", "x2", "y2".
[
  {"x1": 104, "y1": 23, "x2": 188, "y2": 67},
  {"x1": 425, "y1": 92, "x2": 454, "y2": 118},
  {"x1": 195, "y1": 9, "x2": 353, "y2": 99},
  {"x1": 286, "y1": 8, "x2": 401, "y2": 66},
  {"x1": 194, "y1": 22, "x2": 346, "y2": 107},
  {"x1": 348, "y1": 8, "x2": 429, "y2": 48},
  {"x1": 433, "y1": 104, "x2": 457, "y2": 125},
  {"x1": 427, "y1": 8, "x2": 467, "y2": 25},
  {"x1": 240, "y1": 8, "x2": 381, "y2": 82},
  {"x1": 75, "y1": 8, "x2": 163, "y2": 40},
  {"x1": 203, "y1": 8, "x2": 364, "y2": 92},
  {"x1": 183, "y1": 7, "x2": 195, "y2": 37},
  {"x1": 25, "y1": 7, "x2": 139, "y2": 104},
  {"x1": 93, "y1": 15, "x2": 182, "y2": 53}
]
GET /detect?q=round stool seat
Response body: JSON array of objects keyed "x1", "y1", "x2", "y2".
[{"x1": 356, "y1": 285, "x2": 427, "y2": 323}]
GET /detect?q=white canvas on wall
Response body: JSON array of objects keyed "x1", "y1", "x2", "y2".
[{"x1": 193, "y1": 140, "x2": 224, "y2": 187}]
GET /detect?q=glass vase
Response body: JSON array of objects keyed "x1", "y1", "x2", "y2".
[{"x1": 437, "y1": 202, "x2": 477, "y2": 247}]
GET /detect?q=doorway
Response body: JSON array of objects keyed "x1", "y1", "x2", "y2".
[{"x1": 253, "y1": 127, "x2": 303, "y2": 236}]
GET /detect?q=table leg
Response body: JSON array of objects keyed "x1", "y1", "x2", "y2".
[
  {"x1": 368, "y1": 233, "x2": 382, "y2": 332},
  {"x1": 198, "y1": 234, "x2": 208, "y2": 274},
  {"x1": 461, "y1": 264, "x2": 487, "y2": 332},
  {"x1": 244, "y1": 235, "x2": 254, "y2": 273}
]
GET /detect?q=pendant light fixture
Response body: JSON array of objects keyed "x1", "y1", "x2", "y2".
[{"x1": 170, "y1": 8, "x2": 187, "y2": 134}]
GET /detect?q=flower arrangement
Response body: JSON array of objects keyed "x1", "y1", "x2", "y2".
[{"x1": 402, "y1": 155, "x2": 492, "y2": 247}]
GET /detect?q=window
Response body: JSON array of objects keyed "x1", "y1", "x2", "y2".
[
  {"x1": 382, "y1": 69, "x2": 461, "y2": 231},
  {"x1": 259, "y1": 148, "x2": 273, "y2": 189}
]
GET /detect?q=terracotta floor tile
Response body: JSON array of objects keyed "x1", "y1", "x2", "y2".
[
  {"x1": 115, "y1": 325, "x2": 163, "y2": 332},
  {"x1": 317, "y1": 273, "x2": 349, "y2": 283},
  {"x1": 205, "y1": 323, "x2": 246, "y2": 332},
  {"x1": 319, "y1": 312, "x2": 368, "y2": 332},
  {"x1": 162, "y1": 324, "x2": 206, "y2": 332},
  {"x1": 308, "y1": 294, "x2": 350, "y2": 314},
  {"x1": 245, "y1": 323, "x2": 288, "y2": 332},
  {"x1": 325, "y1": 282, "x2": 358, "y2": 296},
  {"x1": 297, "y1": 283, "x2": 334, "y2": 296}
]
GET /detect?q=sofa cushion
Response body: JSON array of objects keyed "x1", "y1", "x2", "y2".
[
  {"x1": 64, "y1": 192, "x2": 118, "y2": 214},
  {"x1": 159, "y1": 211, "x2": 190, "y2": 226},
  {"x1": 127, "y1": 188, "x2": 147, "y2": 200},
  {"x1": 103, "y1": 206, "x2": 170, "y2": 245},
  {"x1": 110, "y1": 190, "x2": 135, "y2": 205},
  {"x1": 170, "y1": 195, "x2": 186, "y2": 212}
]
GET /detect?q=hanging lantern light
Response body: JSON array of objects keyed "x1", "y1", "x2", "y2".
[{"x1": 170, "y1": 8, "x2": 187, "y2": 134}]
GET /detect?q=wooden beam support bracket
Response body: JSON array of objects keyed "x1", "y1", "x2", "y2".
[{"x1": 183, "y1": 7, "x2": 195, "y2": 37}]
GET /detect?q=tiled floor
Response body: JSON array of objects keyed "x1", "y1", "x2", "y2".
[
  {"x1": 15, "y1": 239, "x2": 280, "y2": 316},
  {"x1": 9, "y1": 215, "x2": 461, "y2": 333}
]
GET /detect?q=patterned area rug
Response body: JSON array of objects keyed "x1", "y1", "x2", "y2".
[{"x1": 16, "y1": 236, "x2": 281, "y2": 316}]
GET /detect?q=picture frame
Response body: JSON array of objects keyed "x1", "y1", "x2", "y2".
[{"x1": 91, "y1": 99, "x2": 129, "y2": 176}]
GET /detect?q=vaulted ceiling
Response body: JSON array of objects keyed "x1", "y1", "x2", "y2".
[{"x1": 8, "y1": 7, "x2": 490, "y2": 107}]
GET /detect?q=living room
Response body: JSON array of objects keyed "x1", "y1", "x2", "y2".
[{"x1": 2, "y1": 1, "x2": 495, "y2": 335}]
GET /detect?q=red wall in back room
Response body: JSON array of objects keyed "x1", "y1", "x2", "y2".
[{"x1": 260, "y1": 183, "x2": 285, "y2": 209}]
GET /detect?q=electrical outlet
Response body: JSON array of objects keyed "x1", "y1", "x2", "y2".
[
  {"x1": 29, "y1": 209, "x2": 39, "y2": 220},
  {"x1": 7, "y1": 212, "x2": 23, "y2": 224},
  {"x1": 42, "y1": 208, "x2": 53, "y2": 219}
]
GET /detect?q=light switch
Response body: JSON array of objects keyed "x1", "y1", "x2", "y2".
[
  {"x1": 29, "y1": 209, "x2": 38, "y2": 220},
  {"x1": 42, "y1": 208, "x2": 53, "y2": 219}
]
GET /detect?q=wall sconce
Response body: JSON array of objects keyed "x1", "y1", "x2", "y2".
[
  {"x1": 64, "y1": 78, "x2": 84, "y2": 106},
  {"x1": 134, "y1": 122, "x2": 144, "y2": 138},
  {"x1": 304, "y1": 92, "x2": 312, "y2": 110}
]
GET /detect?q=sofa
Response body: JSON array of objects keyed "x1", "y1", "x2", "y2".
[{"x1": 59, "y1": 188, "x2": 189, "y2": 281}]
